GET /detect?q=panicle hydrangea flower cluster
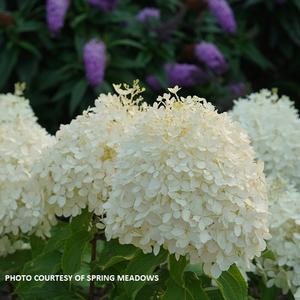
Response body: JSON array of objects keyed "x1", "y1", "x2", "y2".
[
  {"x1": 46, "y1": 0, "x2": 70, "y2": 34},
  {"x1": 207, "y1": 0, "x2": 237, "y2": 33},
  {"x1": 104, "y1": 87, "x2": 270, "y2": 278},
  {"x1": 230, "y1": 89, "x2": 300, "y2": 184},
  {"x1": 83, "y1": 39, "x2": 107, "y2": 87},
  {"x1": 0, "y1": 92, "x2": 56, "y2": 256},
  {"x1": 255, "y1": 180, "x2": 300, "y2": 300},
  {"x1": 34, "y1": 81, "x2": 147, "y2": 218}
]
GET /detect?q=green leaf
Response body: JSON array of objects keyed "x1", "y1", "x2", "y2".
[
  {"x1": 30, "y1": 235, "x2": 46, "y2": 257},
  {"x1": 62, "y1": 230, "x2": 92, "y2": 274},
  {"x1": 184, "y1": 263, "x2": 203, "y2": 277},
  {"x1": 162, "y1": 278, "x2": 190, "y2": 300},
  {"x1": 0, "y1": 250, "x2": 31, "y2": 275},
  {"x1": 17, "y1": 41, "x2": 41, "y2": 58},
  {"x1": 206, "y1": 288, "x2": 225, "y2": 300},
  {"x1": 243, "y1": 43, "x2": 272, "y2": 70},
  {"x1": 70, "y1": 209, "x2": 92, "y2": 233},
  {"x1": 44, "y1": 222, "x2": 72, "y2": 253},
  {"x1": 122, "y1": 250, "x2": 167, "y2": 299},
  {"x1": 216, "y1": 264, "x2": 248, "y2": 300},
  {"x1": 0, "y1": 47, "x2": 19, "y2": 89},
  {"x1": 69, "y1": 79, "x2": 88, "y2": 116},
  {"x1": 168, "y1": 255, "x2": 187, "y2": 285},
  {"x1": 109, "y1": 39, "x2": 145, "y2": 50},
  {"x1": 98, "y1": 239, "x2": 139, "y2": 270},
  {"x1": 184, "y1": 272, "x2": 210, "y2": 300}
]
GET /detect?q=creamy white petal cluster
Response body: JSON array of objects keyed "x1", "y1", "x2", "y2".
[
  {"x1": 255, "y1": 180, "x2": 300, "y2": 299},
  {"x1": 0, "y1": 92, "x2": 36, "y2": 124},
  {"x1": 104, "y1": 88, "x2": 270, "y2": 278},
  {"x1": 0, "y1": 92, "x2": 55, "y2": 256},
  {"x1": 230, "y1": 89, "x2": 300, "y2": 184},
  {"x1": 34, "y1": 82, "x2": 147, "y2": 218}
]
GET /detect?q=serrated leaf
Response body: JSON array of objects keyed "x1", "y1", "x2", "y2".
[{"x1": 216, "y1": 264, "x2": 248, "y2": 300}]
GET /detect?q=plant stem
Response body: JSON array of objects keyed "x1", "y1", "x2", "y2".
[{"x1": 88, "y1": 236, "x2": 97, "y2": 300}]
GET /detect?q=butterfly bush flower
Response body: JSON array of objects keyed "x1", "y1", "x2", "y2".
[
  {"x1": 104, "y1": 87, "x2": 270, "y2": 278},
  {"x1": 146, "y1": 63, "x2": 207, "y2": 90},
  {"x1": 0, "y1": 93, "x2": 56, "y2": 256},
  {"x1": 255, "y1": 180, "x2": 300, "y2": 299},
  {"x1": 165, "y1": 63, "x2": 208, "y2": 87},
  {"x1": 34, "y1": 82, "x2": 147, "y2": 218},
  {"x1": 137, "y1": 7, "x2": 160, "y2": 23},
  {"x1": 207, "y1": 0, "x2": 237, "y2": 33},
  {"x1": 195, "y1": 42, "x2": 228, "y2": 74},
  {"x1": 83, "y1": 39, "x2": 107, "y2": 87},
  {"x1": 46, "y1": 0, "x2": 70, "y2": 34},
  {"x1": 230, "y1": 89, "x2": 300, "y2": 184},
  {"x1": 87, "y1": 0, "x2": 117, "y2": 11}
]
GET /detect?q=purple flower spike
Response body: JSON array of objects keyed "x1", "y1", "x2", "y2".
[
  {"x1": 207, "y1": 0, "x2": 236, "y2": 33},
  {"x1": 83, "y1": 40, "x2": 106, "y2": 87},
  {"x1": 228, "y1": 82, "x2": 247, "y2": 98},
  {"x1": 46, "y1": 0, "x2": 70, "y2": 34},
  {"x1": 195, "y1": 42, "x2": 228, "y2": 74},
  {"x1": 137, "y1": 7, "x2": 160, "y2": 23},
  {"x1": 145, "y1": 63, "x2": 208, "y2": 91},
  {"x1": 165, "y1": 63, "x2": 208, "y2": 87},
  {"x1": 87, "y1": 0, "x2": 117, "y2": 11}
]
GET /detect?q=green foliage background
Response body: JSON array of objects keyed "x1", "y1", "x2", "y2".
[{"x1": 1, "y1": 0, "x2": 300, "y2": 133}]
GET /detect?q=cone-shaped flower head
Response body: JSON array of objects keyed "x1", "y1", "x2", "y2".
[
  {"x1": 255, "y1": 180, "x2": 300, "y2": 299},
  {"x1": 34, "y1": 81, "x2": 147, "y2": 218},
  {"x1": 46, "y1": 0, "x2": 70, "y2": 34},
  {"x1": 230, "y1": 89, "x2": 300, "y2": 184},
  {"x1": 83, "y1": 39, "x2": 107, "y2": 87},
  {"x1": 165, "y1": 63, "x2": 208, "y2": 87},
  {"x1": 104, "y1": 87, "x2": 270, "y2": 278},
  {"x1": 195, "y1": 42, "x2": 228, "y2": 74},
  {"x1": 207, "y1": 0, "x2": 237, "y2": 33},
  {"x1": 87, "y1": 0, "x2": 117, "y2": 11},
  {"x1": 0, "y1": 92, "x2": 56, "y2": 256}
]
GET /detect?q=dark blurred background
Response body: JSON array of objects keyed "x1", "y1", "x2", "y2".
[{"x1": 0, "y1": 0, "x2": 299, "y2": 134}]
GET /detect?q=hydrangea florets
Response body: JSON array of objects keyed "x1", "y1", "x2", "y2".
[
  {"x1": 0, "y1": 93, "x2": 56, "y2": 256},
  {"x1": 104, "y1": 87, "x2": 270, "y2": 278},
  {"x1": 34, "y1": 81, "x2": 147, "y2": 218},
  {"x1": 255, "y1": 180, "x2": 300, "y2": 299},
  {"x1": 230, "y1": 89, "x2": 300, "y2": 184}
]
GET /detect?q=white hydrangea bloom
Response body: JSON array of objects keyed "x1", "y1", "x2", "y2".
[
  {"x1": 34, "y1": 82, "x2": 147, "y2": 218},
  {"x1": 104, "y1": 89, "x2": 270, "y2": 278},
  {"x1": 230, "y1": 89, "x2": 300, "y2": 184},
  {"x1": 0, "y1": 92, "x2": 36, "y2": 124},
  {"x1": 255, "y1": 180, "x2": 300, "y2": 299},
  {"x1": 0, "y1": 235, "x2": 30, "y2": 257},
  {"x1": 0, "y1": 93, "x2": 56, "y2": 256}
]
